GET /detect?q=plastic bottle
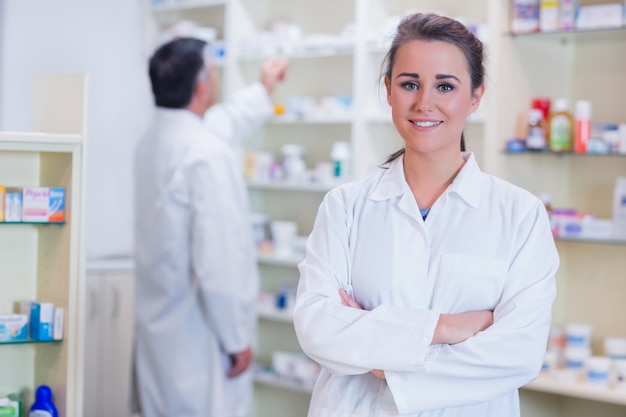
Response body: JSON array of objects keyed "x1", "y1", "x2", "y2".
[
  {"x1": 281, "y1": 144, "x2": 306, "y2": 182},
  {"x1": 526, "y1": 108, "x2": 547, "y2": 151},
  {"x1": 330, "y1": 142, "x2": 351, "y2": 180},
  {"x1": 548, "y1": 98, "x2": 574, "y2": 152},
  {"x1": 613, "y1": 177, "x2": 626, "y2": 239},
  {"x1": 574, "y1": 100, "x2": 592, "y2": 154},
  {"x1": 29, "y1": 385, "x2": 58, "y2": 417}
]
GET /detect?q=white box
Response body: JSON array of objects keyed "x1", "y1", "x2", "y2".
[
  {"x1": 53, "y1": 308, "x2": 64, "y2": 340},
  {"x1": 576, "y1": 4, "x2": 624, "y2": 30}
]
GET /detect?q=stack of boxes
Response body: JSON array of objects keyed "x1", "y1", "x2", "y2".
[{"x1": 0, "y1": 186, "x2": 65, "y2": 223}]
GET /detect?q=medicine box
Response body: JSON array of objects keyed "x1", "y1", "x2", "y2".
[
  {"x1": 53, "y1": 308, "x2": 64, "y2": 340},
  {"x1": 0, "y1": 396, "x2": 20, "y2": 417},
  {"x1": 4, "y1": 187, "x2": 22, "y2": 222},
  {"x1": 0, "y1": 314, "x2": 28, "y2": 342},
  {"x1": 0, "y1": 185, "x2": 4, "y2": 222},
  {"x1": 30, "y1": 302, "x2": 54, "y2": 341},
  {"x1": 22, "y1": 187, "x2": 65, "y2": 223}
]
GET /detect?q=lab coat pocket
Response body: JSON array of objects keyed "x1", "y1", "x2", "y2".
[{"x1": 436, "y1": 254, "x2": 507, "y2": 313}]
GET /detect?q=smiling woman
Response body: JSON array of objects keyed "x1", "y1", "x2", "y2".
[{"x1": 292, "y1": 12, "x2": 559, "y2": 417}]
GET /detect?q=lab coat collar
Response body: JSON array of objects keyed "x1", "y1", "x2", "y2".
[
  {"x1": 369, "y1": 151, "x2": 483, "y2": 209},
  {"x1": 154, "y1": 106, "x2": 205, "y2": 126}
]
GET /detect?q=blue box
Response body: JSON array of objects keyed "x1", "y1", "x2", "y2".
[{"x1": 30, "y1": 302, "x2": 54, "y2": 341}]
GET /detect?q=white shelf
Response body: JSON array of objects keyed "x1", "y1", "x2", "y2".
[
  {"x1": 257, "y1": 303, "x2": 294, "y2": 323},
  {"x1": 523, "y1": 375, "x2": 626, "y2": 406},
  {"x1": 247, "y1": 180, "x2": 340, "y2": 193},
  {"x1": 0, "y1": 132, "x2": 82, "y2": 146},
  {"x1": 150, "y1": 0, "x2": 225, "y2": 12},
  {"x1": 555, "y1": 236, "x2": 626, "y2": 246},
  {"x1": 270, "y1": 115, "x2": 352, "y2": 125},
  {"x1": 239, "y1": 47, "x2": 354, "y2": 62},
  {"x1": 257, "y1": 251, "x2": 304, "y2": 267},
  {"x1": 254, "y1": 369, "x2": 315, "y2": 394}
]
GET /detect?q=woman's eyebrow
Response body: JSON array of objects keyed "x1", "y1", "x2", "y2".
[{"x1": 395, "y1": 72, "x2": 461, "y2": 84}]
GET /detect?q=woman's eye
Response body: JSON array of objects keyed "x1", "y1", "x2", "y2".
[
  {"x1": 438, "y1": 83, "x2": 454, "y2": 92},
  {"x1": 401, "y1": 82, "x2": 418, "y2": 91}
]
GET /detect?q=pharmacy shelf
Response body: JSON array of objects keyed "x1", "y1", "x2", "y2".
[
  {"x1": 270, "y1": 115, "x2": 353, "y2": 125},
  {"x1": 254, "y1": 368, "x2": 315, "y2": 394},
  {"x1": 0, "y1": 132, "x2": 82, "y2": 146},
  {"x1": 247, "y1": 180, "x2": 339, "y2": 193},
  {"x1": 257, "y1": 252, "x2": 303, "y2": 267},
  {"x1": 257, "y1": 303, "x2": 293, "y2": 323},
  {"x1": 523, "y1": 375, "x2": 626, "y2": 406},
  {"x1": 504, "y1": 150, "x2": 626, "y2": 158},
  {"x1": 508, "y1": 26, "x2": 626, "y2": 41},
  {"x1": 555, "y1": 236, "x2": 626, "y2": 246},
  {"x1": 0, "y1": 339, "x2": 62, "y2": 346},
  {"x1": 240, "y1": 47, "x2": 354, "y2": 62},
  {"x1": 0, "y1": 222, "x2": 65, "y2": 226},
  {"x1": 150, "y1": 0, "x2": 225, "y2": 12}
]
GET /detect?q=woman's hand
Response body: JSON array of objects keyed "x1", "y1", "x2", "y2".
[
  {"x1": 432, "y1": 311, "x2": 494, "y2": 345},
  {"x1": 338, "y1": 289, "x2": 386, "y2": 380}
]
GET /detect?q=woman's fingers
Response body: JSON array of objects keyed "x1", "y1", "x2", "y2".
[{"x1": 338, "y1": 289, "x2": 362, "y2": 309}]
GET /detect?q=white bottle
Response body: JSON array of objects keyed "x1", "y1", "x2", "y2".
[
  {"x1": 281, "y1": 144, "x2": 306, "y2": 182},
  {"x1": 330, "y1": 142, "x2": 351, "y2": 180},
  {"x1": 613, "y1": 177, "x2": 626, "y2": 239}
]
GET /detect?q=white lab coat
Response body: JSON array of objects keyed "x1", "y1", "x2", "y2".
[
  {"x1": 133, "y1": 83, "x2": 272, "y2": 417},
  {"x1": 293, "y1": 152, "x2": 559, "y2": 417}
]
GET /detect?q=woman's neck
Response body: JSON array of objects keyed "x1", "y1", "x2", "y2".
[{"x1": 403, "y1": 149, "x2": 466, "y2": 209}]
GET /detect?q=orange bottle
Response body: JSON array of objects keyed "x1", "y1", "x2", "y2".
[{"x1": 574, "y1": 100, "x2": 592, "y2": 154}]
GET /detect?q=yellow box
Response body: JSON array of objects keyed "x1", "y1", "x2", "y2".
[{"x1": 0, "y1": 185, "x2": 4, "y2": 222}]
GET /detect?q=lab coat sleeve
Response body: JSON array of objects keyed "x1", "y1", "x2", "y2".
[
  {"x1": 293, "y1": 188, "x2": 440, "y2": 376},
  {"x1": 203, "y1": 82, "x2": 273, "y2": 147},
  {"x1": 385, "y1": 200, "x2": 558, "y2": 414},
  {"x1": 189, "y1": 146, "x2": 258, "y2": 354}
]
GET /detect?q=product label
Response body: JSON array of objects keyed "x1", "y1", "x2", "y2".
[
  {"x1": 550, "y1": 115, "x2": 572, "y2": 151},
  {"x1": 29, "y1": 411, "x2": 53, "y2": 417}
]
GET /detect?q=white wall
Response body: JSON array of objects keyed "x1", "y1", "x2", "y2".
[{"x1": 0, "y1": 0, "x2": 154, "y2": 260}]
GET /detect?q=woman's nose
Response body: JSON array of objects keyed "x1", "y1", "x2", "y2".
[{"x1": 413, "y1": 90, "x2": 432, "y2": 112}]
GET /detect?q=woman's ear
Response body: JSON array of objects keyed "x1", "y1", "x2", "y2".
[
  {"x1": 384, "y1": 76, "x2": 392, "y2": 106},
  {"x1": 469, "y1": 84, "x2": 485, "y2": 113}
]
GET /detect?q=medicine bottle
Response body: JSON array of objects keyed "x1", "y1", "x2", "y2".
[
  {"x1": 526, "y1": 109, "x2": 546, "y2": 151},
  {"x1": 613, "y1": 177, "x2": 626, "y2": 239},
  {"x1": 330, "y1": 142, "x2": 351, "y2": 180},
  {"x1": 281, "y1": 144, "x2": 306, "y2": 182},
  {"x1": 29, "y1": 385, "x2": 58, "y2": 417},
  {"x1": 574, "y1": 100, "x2": 592, "y2": 154},
  {"x1": 548, "y1": 98, "x2": 574, "y2": 152}
]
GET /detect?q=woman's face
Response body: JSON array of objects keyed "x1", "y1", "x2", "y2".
[{"x1": 385, "y1": 39, "x2": 484, "y2": 156}]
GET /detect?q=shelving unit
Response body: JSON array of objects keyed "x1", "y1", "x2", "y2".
[
  {"x1": 0, "y1": 74, "x2": 86, "y2": 417},
  {"x1": 493, "y1": 1, "x2": 626, "y2": 416}
]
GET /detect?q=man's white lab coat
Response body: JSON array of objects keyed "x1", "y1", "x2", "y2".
[
  {"x1": 293, "y1": 153, "x2": 559, "y2": 417},
  {"x1": 133, "y1": 83, "x2": 272, "y2": 417}
]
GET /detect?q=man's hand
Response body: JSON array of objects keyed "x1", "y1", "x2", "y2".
[
  {"x1": 228, "y1": 346, "x2": 254, "y2": 378},
  {"x1": 260, "y1": 57, "x2": 289, "y2": 94}
]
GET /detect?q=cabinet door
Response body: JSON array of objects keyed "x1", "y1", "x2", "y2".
[
  {"x1": 83, "y1": 269, "x2": 135, "y2": 417},
  {"x1": 83, "y1": 273, "x2": 104, "y2": 417},
  {"x1": 101, "y1": 270, "x2": 135, "y2": 417}
]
